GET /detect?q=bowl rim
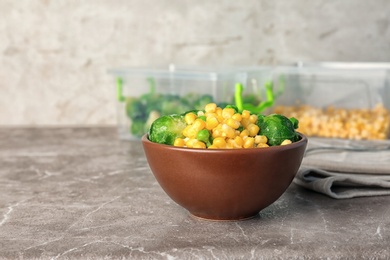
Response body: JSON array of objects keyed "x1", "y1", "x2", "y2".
[{"x1": 141, "y1": 133, "x2": 307, "y2": 153}]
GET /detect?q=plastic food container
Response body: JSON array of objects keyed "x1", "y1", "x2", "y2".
[
  {"x1": 109, "y1": 65, "x2": 273, "y2": 140},
  {"x1": 271, "y1": 63, "x2": 390, "y2": 140}
]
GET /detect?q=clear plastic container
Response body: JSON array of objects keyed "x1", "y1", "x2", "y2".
[
  {"x1": 271, "y1": 63, "x2": 390, "y2": 140},
  {"x1": 109, "y1": 65, "x2": 272, "y2": 140}
]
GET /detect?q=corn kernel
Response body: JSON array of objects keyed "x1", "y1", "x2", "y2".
[
  {"x1": 186, "y1": 138, "x2": 198, "y2": 148},
  {"x1": 280, "y1": 139, "x2": 292, "y2": 146},
  {"x1": 197, "y1": 111, "x2": 205, "y2": 117},
  {"x1": 213, "y1": 137, "x2": 227, "y2": 148},
  {"x1": 240, "y1": 129, "x2": 249, "y2": 138},
  {"x1": 205, "y1": 103, "x2": 217, "y2": 113},
  {"x1": 243, "y1": 137, "x2": 255, "y2": 148},
  {"x1": 226, "y1": 118, "x2": 240, "y2": 129},
  {"x1": 232, "y1": 113, "x2": 242, "y2": 122},
  {"x1": 242, "y1": 110, "x2": 250, "y2": 119},
  {"x1": 184, "y1": 126, "x2": 198, "y2": 138},
  {"x1": 249, "y1": 114, "x2": 258, "y2": 124},
  {"x1": 206, "y1": 116, "x2": 219, "y2": 130},
  {"x1": 184, "y1": 112, "x2": 197, "y2": 125},
  {"x1": 247, "y1": 123, "x2": 260, "y2": 137},
  {"x1": 254, "y1": 135, "x2": 267, "y2": 144},
  {"x1": 240, "y1": 118, "x2": 248, "y2": 128},
  {"x1": 193, "y1": 141, "x2": 207, "y2": 149},
  {"x1": 173, "y1": 138, "x2": 185, "y2": 147},
  {"x1": 222, "y1": 124, "x2": 236, "y2": 139},
  {"x1": 212, "y1": 127, "x2": 223, "y2": 138},
  {"x1": 192, "y1": 119, "x2": 206, "y2": 131},
  {"x1": 222, "y1": 108, "x2": 235, "y2": 119},
  {"x1": 257, "y1": 143, "x2": 269, "y2": 148},
  {"x1": 234, "y1": 136, "x2": 244, "y2": 147}
]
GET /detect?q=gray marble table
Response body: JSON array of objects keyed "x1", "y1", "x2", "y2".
[{"x1": 0, "y1": 127, "x2": 389, "y2": 259}]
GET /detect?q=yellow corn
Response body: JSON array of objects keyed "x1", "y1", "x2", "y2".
[
  {"x1": 257, "y1": 143, "x2": 269, "y2": 148},
  {"x1": 222, "y1": 107, "x2": 235, "y2": 119},
  {"x1": 280, "y1": 139, "x2": 292, "y2": 146},
  {"x1": 183, "y1": 125, "x2": 197, "y2": 138},
  {"x1": 213, "y1": 137, "x2": 227, "y2": 148},
  {"x1": 243, "y1": 137, "x2": 255, "y2": 148},
  {"x1": 226, "y1": 118, "x2": 240, "y2": 129},
  {"x1": 254, "y1": 135, "x2": 267, "y2": 144},
  {"x1": 242, "y1": 110, "x2": 250, "y2": 119},
  {"x1": 240, "y1": 129, "x2": 249, "y2": 138},
  {"x1": 173, "y1": 138, "x2": 185, "y2": 147},
  {"x1": 205, "y1": 103, "x2": 217, "y2": 113},
  {"x1": 184, "y1": 112, "x2": 197, "y2": 125},
  {"x1": 192, "y1": 119, "x2": 206, "y2": 131},
  {"x1": 232, "y1": 113, "x2": 242, "y2": 122},
  {"x1": 206, "y1": 116, "x2": 219, "y2": 130},
  {"x1": 212, "y1": 127, "x2": 223, "y2": 138},
  {"x1": 233, "y1": 136, "x2": 244, "y2": 148},
  {"x1": 249, "y1": 114, "x2": 258, "y2": 124},
  {"x1": 247, "y1": 123, "x2": 260, "y2": 137},
  {"x1": 186, "y1": 138, "x2": 199, "y2": 148},
  {"x1": 175, "y1": 103, "x2": 299, "y2": 149},
  {"x1": 221, "y1": 124, "x2": 236, "y2": 139},
  {"x1": 241, "y1": 118, "x2": 250, "y2": 128},
  {"x1": 193, "y1": 141, "x2": 207, "y2": 149}
]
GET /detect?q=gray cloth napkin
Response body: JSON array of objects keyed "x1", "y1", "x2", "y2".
[{"x1": 294, "y1": 137, "x2": 390, "y2": 199}]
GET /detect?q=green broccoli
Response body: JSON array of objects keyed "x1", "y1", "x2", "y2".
[
  {"x1": 148, "y1": 114, "x2": 187, "y2": 145},
  {"x1": 256, "y1": 114, "x2": 300, "y2": 146}
]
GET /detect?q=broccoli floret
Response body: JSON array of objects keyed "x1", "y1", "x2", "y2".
[
  {"x1": 256, "y1": 114, "x2": 300, "y2": 146},
  {"x1": 148, "y1": 114, "x2": 187, "y2": 145}
]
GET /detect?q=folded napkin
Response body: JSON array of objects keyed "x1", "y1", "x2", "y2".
[{"x1": 294, "y1": 137, "x2": 390, "y2": 199}]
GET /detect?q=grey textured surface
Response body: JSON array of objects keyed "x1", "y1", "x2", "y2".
[
  {"x1": 1, "y1": 1, "x2": 390, "y2": 125},
  {"x1": 0, "y1": 127, "x2": 389, "y2": 259}
]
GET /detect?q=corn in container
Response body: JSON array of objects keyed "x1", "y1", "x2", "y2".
[{"x1": 271, "y1": 63, "x2": 390, "y2": 140}]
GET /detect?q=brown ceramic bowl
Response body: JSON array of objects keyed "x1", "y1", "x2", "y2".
[{"x1": 142, "y1": 133, "x2": 307, "y2": 221}]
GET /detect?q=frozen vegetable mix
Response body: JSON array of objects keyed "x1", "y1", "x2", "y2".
[{"x1": 148, "y1": 103, "x2": 301, "y2": 149}]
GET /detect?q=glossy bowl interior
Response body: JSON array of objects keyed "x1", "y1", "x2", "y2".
[{"x1": 142, "y1": 133, "x2": 307, "y2": 221}]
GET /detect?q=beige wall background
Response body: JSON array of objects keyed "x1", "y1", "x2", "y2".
[{"x1": 1, "y1": 0, "x2": 390, "y2": 126}]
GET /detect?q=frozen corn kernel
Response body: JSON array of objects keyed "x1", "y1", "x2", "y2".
[
  {"x1": 257, "y1": 143, "x2": 269, "y2": 148},
  {"x1": 193, "y1": 141, "x2": 207, "y2": 149},
  {"x1": 184, "y1": 112, "x2": 197, "y2": 125},
  {"x1": 232, "y1": 113, "x2": 242, "y2": 122},
  {"x1": 247, "y1": 123, "x2": 260, "y2": 137},
  {"x1": 249, "y1": 114, "x2": 258, "y2": 124},
  {"x1": 274, "y1": 103, "x2": 390, "y2": 140},
  {"x1": 206, "y1": 116, "x2": 219, "y2": 130},
  {"x1": 243, "y1": 137, "x2": 255, "y2": 148},
  {"x1": 222, "y1": 107, "x2": 235, "y2": 119},
  {"x1": 242, "y1": 110, "x2": 250, "y2": 119},
  {"x1": 213, "y1": 137, "x2": 227, "y2": 148},
  {"x1": 173, "y1": 138, "x2": 185, "y2": 147},
  {"x1": 255, "y1": 135, "x2": 268, "y2": 144},
  {"x1": 226, "y1": 118, "x2": 240, "y2": 129},
  {"x1": 280, "y1": 139, "x2": 292, "y2": 146},
  {"x1": 205, "y1": 103, "x2": 217, "y2": 113}
]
